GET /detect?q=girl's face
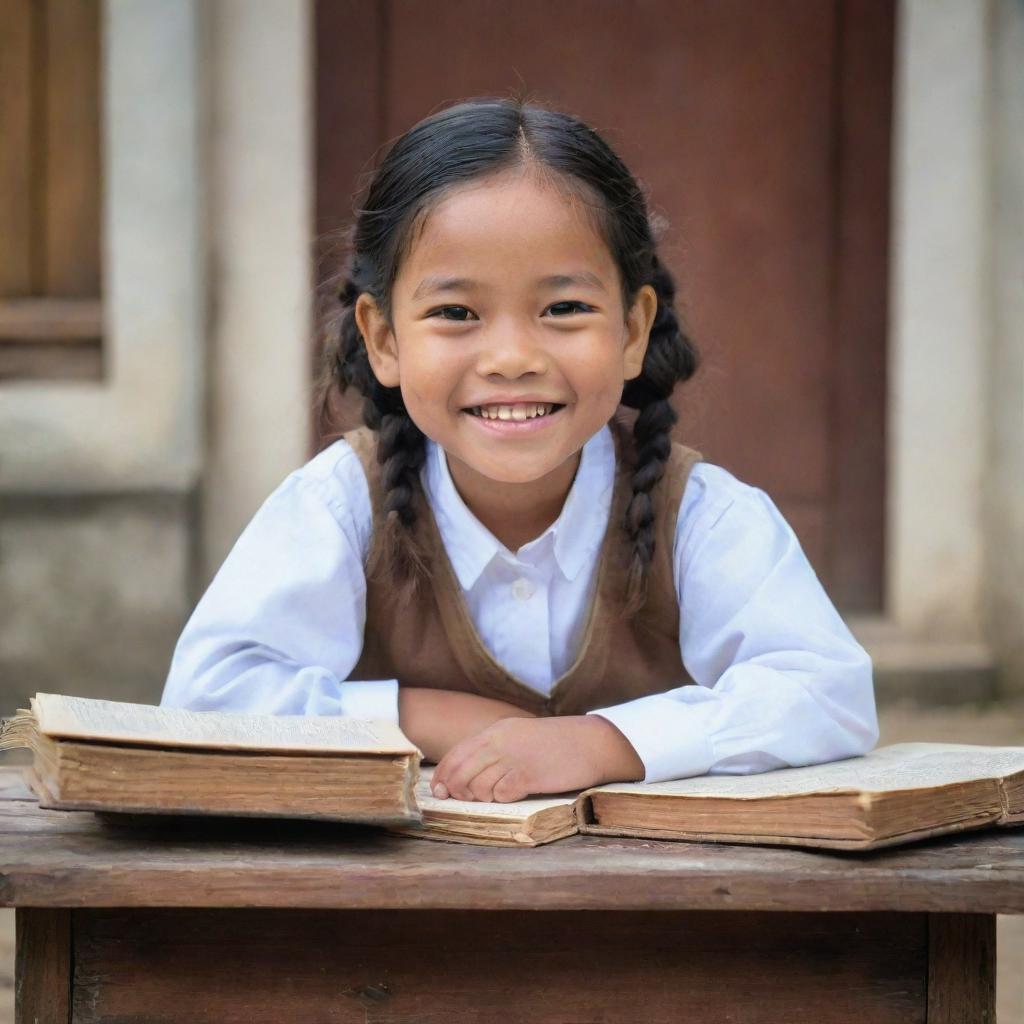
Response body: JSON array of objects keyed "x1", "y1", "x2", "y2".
[{"x1": 357, "y1": 170, "x2": 656, "y2": 500}]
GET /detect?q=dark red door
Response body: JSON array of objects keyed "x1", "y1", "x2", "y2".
[{"x1": 316, "y1": 0, "x2": 893, "y2": 611}]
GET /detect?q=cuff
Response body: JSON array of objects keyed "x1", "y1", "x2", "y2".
[
  {"x1": 339, "y1": 679, "x2": 400, "y2": 724},
  {"x1": 587, "y1": 693, "x2": 718, "y2": 784}
]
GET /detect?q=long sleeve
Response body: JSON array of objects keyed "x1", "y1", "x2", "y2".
[
  {"x1": 589, "y1": 463, "x2": 879, "y2": 784},
  {"x1": 161, "y1": 442, "x2": 400, "y2": 723}
]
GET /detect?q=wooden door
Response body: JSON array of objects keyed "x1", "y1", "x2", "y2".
[{"x1": 316, "y1": 0, "x2": 893, "y2": 611}]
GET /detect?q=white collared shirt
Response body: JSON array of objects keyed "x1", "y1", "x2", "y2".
[{"x1": 161, "y1": 426, "x2": 878, "y2": 783}]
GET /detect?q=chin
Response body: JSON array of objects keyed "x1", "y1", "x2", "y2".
[
  {"x1": 472, "y1": 463, "x2": 556, "y2": 486},
  {"x1": 458, "y1": 448, "x2": 563, "y2": 482}
]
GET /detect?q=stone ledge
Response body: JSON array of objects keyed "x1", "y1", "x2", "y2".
[{"x1": 849, "y1": 617, "x2": 998, "y2": 707}]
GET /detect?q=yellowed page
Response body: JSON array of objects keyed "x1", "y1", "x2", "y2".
[
  {"x1": 391, "y1": 768, "x2": 578, "y2": 846},
  {"x1": 414, "y1": 765, "x2": 578, "y2": 820},
  {"x1": 586, "y1": 743, "x2": 1024, "y2": 803},
  {"x1": 24, "y1": 693, "x2": 419, "y2": 756}
]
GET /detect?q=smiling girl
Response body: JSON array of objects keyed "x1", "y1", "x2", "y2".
[{"x1": 161, "y1": 99, "x2": 878, "y2": 804}]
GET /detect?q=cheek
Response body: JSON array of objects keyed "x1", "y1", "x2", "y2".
[
  {"x1": 572, "y1": 341, "x2": 630, "y2": 395},
  {"x1": 396, "y1": 349, "x2": 458, "y2": 408}
]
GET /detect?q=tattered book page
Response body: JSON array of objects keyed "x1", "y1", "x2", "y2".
[
  {"x1": 25, "y1": 693, "x2": 419, "y2": 756},
  {"x1": 587, "y1": 743, "x2": 1024, "y2": 802},
  {"x1": 414, "y1": 766, "x2": 579, "y2": 820}
]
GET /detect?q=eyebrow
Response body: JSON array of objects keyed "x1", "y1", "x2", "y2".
[
  {"x1": 540, "y1": 272, "x2": 607, "y2": 293},
  {"x1": 411, "y1": 271, "x2": 608, "y2": 301}
]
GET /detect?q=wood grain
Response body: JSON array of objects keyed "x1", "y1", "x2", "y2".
[
  {"x1": 15, "y1": 908, "x2": 70, "y2": 1024},
  {"x1": 313, "y1": 0, "x2": 387, "y2": 441},
  {"x1": 71, "y1": 907, "x2": 926, "y2": 1023},
  {"x1": 928, "y1": 913, "x2": 996, "y2": 1023},
  {"x1": 0, "y1": 0, "x2": 33, "y2": 296},
  {"x1": 828, "y1": 0, "x2": 894, "y2": 610},
  {"x1": 1, "y1": 775, "x2": 1023, "y2": 914},
  {"x1": 42, "y1": 0, "x2": 101, "y2": 298}
]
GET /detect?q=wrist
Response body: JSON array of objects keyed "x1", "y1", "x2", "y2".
[{"x1": 580, "y1": 714, "x2": 645, "y2": 784}]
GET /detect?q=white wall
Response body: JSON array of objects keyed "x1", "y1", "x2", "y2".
[
  {"x1": 988, "y1": 0, "x2": 1024, "y2": 692},
  {"x1": 879, "y1": 0, "x2": 1024, "y2": 695},
  {"x1": 201, "y1": 0, "x2": 313, "y2": 582},
  {"x1": 888, "y1": 0, "x2": 990, "y2": 643}
]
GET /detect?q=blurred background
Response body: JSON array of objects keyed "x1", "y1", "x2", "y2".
[{"x1": 0, "y1": 0, "x2": 1022, "y2": 1018}]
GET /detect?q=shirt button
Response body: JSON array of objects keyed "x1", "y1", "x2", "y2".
[{"x1": 511, "y1": 578, "x2": 534, "y2": 601}]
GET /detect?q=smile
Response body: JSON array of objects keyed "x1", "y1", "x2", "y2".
[
  {"x1": 461, "y1": 402, "x2": 566, "y2": 435},
  {"x1": 465, "y1": 403, "x2": 564, "y2": 421}
]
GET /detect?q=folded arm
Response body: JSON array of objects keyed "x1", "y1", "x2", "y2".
[
  {"x1": 587, "y1": 464, "x2": 879, "y2": 784},
  {"x1": 160, "y1": 446, "x2": 533, "y2": 757}
]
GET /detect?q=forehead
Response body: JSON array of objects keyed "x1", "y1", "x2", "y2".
[{"x1": 397, "y1": 170, "x2": 617, "y2": 287}]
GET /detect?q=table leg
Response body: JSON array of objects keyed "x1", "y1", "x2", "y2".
[
  {"x1": 15, "y1": 908, "x2": 71, "y2": 1024},
  {"x1": 928, "y1": 913, "x2": 995, "y2": 1023}
]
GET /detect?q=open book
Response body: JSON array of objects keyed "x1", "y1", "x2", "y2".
[
  {"x1": 401, "y1": 745, "x2": 1024, "y2": 851},
  {"x1": 0, "y1": 693, "x2": 421, "y2": 825},
  {"x1": 4, "y1": 695, "x2": 1024, "y2": 851}
]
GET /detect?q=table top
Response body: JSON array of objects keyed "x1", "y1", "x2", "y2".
[{"x1": 2, "y1": 768, "x2": 1023, "y2": 913}]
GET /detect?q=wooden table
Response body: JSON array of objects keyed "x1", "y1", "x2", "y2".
[{"x1": 2, "y1": 767, "x2": 1020, "y2": 1023}]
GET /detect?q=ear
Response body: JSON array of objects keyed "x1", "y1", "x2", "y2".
[
  {"x1": 355, "y1": 293, "x2": 400, "y2": 388},
  {"x1": 623, "y1": 284, "x2": 658, "y2": 381}
]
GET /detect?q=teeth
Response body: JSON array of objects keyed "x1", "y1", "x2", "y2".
[{"x1": 473, "y1": 403, "x2": 555, "y2": 421}]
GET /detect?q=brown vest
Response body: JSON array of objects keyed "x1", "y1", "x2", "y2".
[{"x1": 347, "y1": 419, "x2": 700, "y2": 716}]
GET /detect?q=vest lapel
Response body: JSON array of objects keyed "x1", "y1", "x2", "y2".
[{"x1": 416, "y1": 427, "x2": 632, "y2": 715}]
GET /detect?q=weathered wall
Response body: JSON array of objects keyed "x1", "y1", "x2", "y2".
[
  {"x1": 201, "y1": 0, "x2": 312, "y2": 585},
  {"x1": 0, "y1": 0, "x2": 313, "y2": 716},
  {"x1": 889, "y1": 0, "x2": 989, "y2": 642},
  {"x1": 0, "y1": 495, "x2": 193, "y2": 712},
  {"x1": 988, "y1": 0, "x2": 1024, "y2": 693},
  {"x1": 0, "y1": 1, "x2": 205, "y2": 715}
]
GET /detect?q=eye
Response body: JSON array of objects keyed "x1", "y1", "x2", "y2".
[
  {"x1": 429, "y1": 305, "x2": 477, "y2": 321},
  {"x1": 545, "y1": 300, "x2": 595, "y2": 317}
]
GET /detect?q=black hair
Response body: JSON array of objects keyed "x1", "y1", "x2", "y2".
[{"x1": 316, "y1": 97, "x2": 699, "y2": 609}]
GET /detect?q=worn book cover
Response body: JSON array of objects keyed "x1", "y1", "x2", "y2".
[{"x1": 1, "y1": 693, "x2": 421, "y2": 825}]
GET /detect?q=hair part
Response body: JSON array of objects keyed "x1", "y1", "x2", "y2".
[{"x1": 315, "y1": 97, "x2": 699, "y2": 610}]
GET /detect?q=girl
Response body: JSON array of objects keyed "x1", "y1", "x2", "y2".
[{"x1": 162, "y1": 99, "x2": 877, "y2": 805}]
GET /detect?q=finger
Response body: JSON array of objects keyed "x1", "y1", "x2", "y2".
[
  {"x1": 444, "y1": 747, "x2": 504, "y2": 801},
  {"x1": 466, "y1": 762, "x2": 512, "y2": 803},
  {"x1": 492, "y1": 769, "x2": 529, "y2": 803},
  {"x1": 432, "y1": 735, "x2": 486, "y2": 797}
]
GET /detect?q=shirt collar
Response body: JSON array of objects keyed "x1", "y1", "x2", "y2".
[{"x1": 423, "y1": 424, "x2": 615, "y2": 590}]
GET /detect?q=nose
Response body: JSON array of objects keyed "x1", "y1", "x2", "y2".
[{"x1": 474, "y1": 316, "x2": 548, "y2": 379}]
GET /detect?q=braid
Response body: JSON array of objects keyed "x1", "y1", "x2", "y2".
[
  {"x1": 620, "y1": 255, "x2": 699, "y2": 612},
  {"x1": 315, "y1": 255, "x2": 429, "y2": 597}
]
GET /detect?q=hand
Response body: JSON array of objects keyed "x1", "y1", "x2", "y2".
[
  {"x1": 430, "y1": 715, "x2": 645, "y2": 803},
  {"x1": 397, "y1": 687, "x2": 537, "y2": 764}
]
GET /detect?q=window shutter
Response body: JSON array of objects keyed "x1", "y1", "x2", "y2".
[{"x1": 0, "y1": 0, "x2": 102, "y2": 381}]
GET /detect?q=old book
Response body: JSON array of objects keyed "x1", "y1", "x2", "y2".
[
  {"x1": 0, "y1": 693, "x2": 421, "y2": 825},
  {"x1": 577, "y1": 743, "x2": 1024, "y2": 850},
  {"x1": 397, "y1": 744, "x2": 1024, "y2": 850},
  {"x1": 5, "y1": 699, "x2": 1022, "y2": 852},
  {"x1": 390, "y1": 767, "x2": 579, "y2": 847}
]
